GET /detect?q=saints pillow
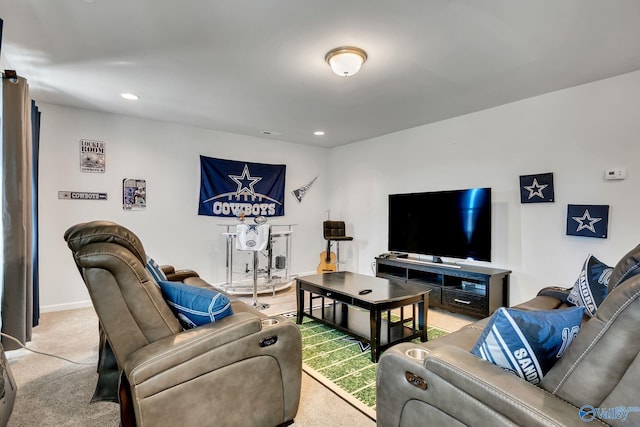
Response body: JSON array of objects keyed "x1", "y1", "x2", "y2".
[
  {"x1": 159, "y1": 281, "x2": 233, "y2": 328},
  {"x1": 471, "y1": 306, "x2": 584, "y2": 385},
  {"x1": 567, "y1": 254, "x2": 613, "y2": 317}
]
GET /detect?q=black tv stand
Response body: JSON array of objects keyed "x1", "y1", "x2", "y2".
[{"x1": 375, "y1": 256, "x2": 511, "y2": 318}]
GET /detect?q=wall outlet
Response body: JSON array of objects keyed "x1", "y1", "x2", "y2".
[{"x1": 604, "y1": 168, "x2": 627, "y2": 180}]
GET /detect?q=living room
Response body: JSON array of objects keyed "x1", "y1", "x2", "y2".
[
  {"x1": 34, "y1": 64, "x2": 640, "y2": 314},
  {"x1": 1, "y1": 1, "x2": 640, "y2": 426}
]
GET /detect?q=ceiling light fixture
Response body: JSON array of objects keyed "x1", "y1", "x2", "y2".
[
  {"x1": 121, "y1": 93, "x2": 140, "y2": 101},
  {"x1": 314, "y1": 131, "x2": 325, "y2": 136},
  {"x1": 325, "y1": 46, "x2": 367, "y2": 77}
]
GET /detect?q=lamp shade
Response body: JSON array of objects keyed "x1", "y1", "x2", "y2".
[{"x1": 325, "y1": 47, "x2": 367, "y2": 77}]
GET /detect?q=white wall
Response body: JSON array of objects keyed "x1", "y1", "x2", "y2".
[
  {"x1": 38, "y1": 105, "x2": 329, "y2": 311},
  {"x1": 37, "y1": 70, "x2": 640, "y2": 311},
  {"x1": 328, "y1": 71, "x2": 640, "y2": 305}
]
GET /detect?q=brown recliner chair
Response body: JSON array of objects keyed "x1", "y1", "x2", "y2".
[
  {"x1": 377, "y1": 243, "x2": 640, "y2": 427},
  {"x1": 64, "y1": 221, "x2": 301, "y2": 427}
]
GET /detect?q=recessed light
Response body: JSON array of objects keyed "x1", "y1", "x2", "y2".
[
  {"x1": 121, "y1": 93, "x2": 140, "y2": 101},
  {"x1": 314, "y1": 131, "x2": 325, "y2": 136}
]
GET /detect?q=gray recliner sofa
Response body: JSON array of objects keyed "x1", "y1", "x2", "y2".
[
  {"x1": 377, "y1": 243, "x2": 640, "y2": 427},
  {"x1": 0, "y1": 344, "x2": 16, "y2": 426},
  {"x1": 65, "y1": 220, "x2": 302, "y2": 427}
]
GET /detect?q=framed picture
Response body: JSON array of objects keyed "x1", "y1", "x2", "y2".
[
  {"x1": 80, "y1": 139, "x2": 105, "y2": 173},
  {"x1": 520, "y1": 172, "x2": 554, "y2": 203},
  {"x1": 566, "y1": 204, "x2": 609, "y2": 238},
  {"x1": 123, "y1": 179, "x2": 146, "y2": 210}
]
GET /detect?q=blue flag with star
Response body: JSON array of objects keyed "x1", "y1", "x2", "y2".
[
  {"x1": 520, "y1": 173, "x2": 554, "y2": 203},
  {"x1": 566, "y1": 204, "x2": 609, "y2": 239},
  {"x1": 198, "y1": 156, "x2": 286, "y2": 218}
]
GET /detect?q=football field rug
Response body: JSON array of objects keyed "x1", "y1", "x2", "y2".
[{"x1": 295, "y1": 316, "x2": 448, "y2": 420}]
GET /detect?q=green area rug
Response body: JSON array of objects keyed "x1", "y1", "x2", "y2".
[{"x1": 295, "y1": 315, "x2": 449, "y2": 420}]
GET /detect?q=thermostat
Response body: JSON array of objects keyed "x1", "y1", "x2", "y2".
[{"x1": 604, "y1": 168, "x2": 627, "y2": 181}]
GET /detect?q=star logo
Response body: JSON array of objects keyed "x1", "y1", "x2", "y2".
[
  {"x1": 229, "y1": 164, "x2": 262, "y2": 197},
  {"x1": 342, "y1": 336, "x2": 370, "y2": 352},
  {"x1": 524, "y1": 178, "x2": 548, "y2": 199},
  {"x1": 572, "y1": 209, "x2": 602, "y2": 233}
]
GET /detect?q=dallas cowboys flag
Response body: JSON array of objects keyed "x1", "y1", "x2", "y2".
[
  {"x1": 520, "y1": 172, "x2": 554, "y2": 203},
  {"x1": 566, "y1": 204, "x2": 609, "y2": 239},
  {"x1": 198, "y1": 156, "x2": 286, "y2": 218}
]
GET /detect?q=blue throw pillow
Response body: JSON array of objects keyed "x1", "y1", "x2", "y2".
[
  {"x1": 471, "y1": 306, "x2": 584, "y2": 385},
  {"x1": 567, "y1": 255, "x2": 613, "y2": 317},
  {"x1": 158, "y1": 281, "x2": 233, "y2": 328},
  {"x1": 146, "y1": 256, "x2": 167, "y2": 283}
]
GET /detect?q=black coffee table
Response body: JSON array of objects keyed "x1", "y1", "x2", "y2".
[{"x1": 296, "y1": 271, "x2": 429, "y2": 362}]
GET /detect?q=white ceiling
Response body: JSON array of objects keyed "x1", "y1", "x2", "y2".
[{"x1": 1, "y1": 0, "x2": 640, "y2": 148}]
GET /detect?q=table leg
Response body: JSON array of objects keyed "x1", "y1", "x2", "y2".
[
  {"x1": 267, "y1": 236, "x2": 273, "y2": 282},
  {"x1": 341, "y1": 302, "x2": 348, "y2": 328},
  {"x1": 296, "y1": 282, "x2": 304, "y2": 324},
  {"x1": 285, "y1": 231, "x2": 292, "y2": 281},
  {"x1": 225, "y1": 234, "x2": 234, "y2": 289},
  {"x1": 421, "y1": 294, "x2": 428, "y2": 342},
  {"x1": 370, "y1": 309, "x2": 382, "y2": 362}
]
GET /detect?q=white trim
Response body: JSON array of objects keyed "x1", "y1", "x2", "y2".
[{"x1": 40, "y1": 300, "x2": 93, "y2": 313}]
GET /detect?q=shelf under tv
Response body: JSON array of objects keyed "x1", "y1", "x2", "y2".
[{"x1": 375, "y1": 256, "x2": 511, "y2": 318}]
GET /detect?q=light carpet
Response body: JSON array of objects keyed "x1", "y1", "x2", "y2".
[
  {"x1": 5, "y1": 306, "x2": 375, "y2": 427},
  {"x1": 5, "y1": 283, "x2": 473, "y2": 426}
]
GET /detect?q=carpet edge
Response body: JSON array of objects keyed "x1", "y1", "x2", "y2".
[{"x1": 301, "y1": 363, "x2": 377, "y2": 421}]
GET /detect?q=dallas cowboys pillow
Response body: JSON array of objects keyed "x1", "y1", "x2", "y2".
[
  {"x1": 145, "y1": 256, "x2": 167, "y2": 284},
  {"x1": 567, "y1": 254, "x2": 613, "y2": 317},
  {"x1": 471, "y1": 306, "x2": 584, "y2": 385},
  {"x1": 158, "y1": 281, "x2": 233, "y2": 328}
]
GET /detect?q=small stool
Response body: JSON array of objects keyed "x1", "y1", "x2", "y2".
[{"x1": 323, "y1": 220, "x2": 353, "y2": 272}]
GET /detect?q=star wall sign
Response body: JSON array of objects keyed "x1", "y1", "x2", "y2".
[
  {"x1": 566, "y1": 204, "x2": 609, "y2": 239},
  {"x1": 520, "y1": 173, "x2": 554, "y2": 203}
]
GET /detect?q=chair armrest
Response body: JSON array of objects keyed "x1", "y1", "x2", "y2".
[
  {"x1": 0, "y1": 344, "x2": 16, "y2": 426},
  {"x1": 159, "y1": 264, "x2": 200, "y2": 282},
  {"x1": 124, "y1": 312, "x2": 261, "y2": 384},
  {"x1": 124, "y1": 313, "x2": 301, "y2": 396},
  {"x1": 424, "y1": 346, "x2": 586, "y2": 425},
  {"x1": 536, "y1": 286, "x2": 572, "y2": 302},
  {"x1": 378, "y1": 343, "x2": 591, "y2": 427},
  {"x1": 159, "y1": 265, "x2": 175, "y2": 275},
  {"x1": 164, "y1": 269, "x2": 200, "y2": 282}
]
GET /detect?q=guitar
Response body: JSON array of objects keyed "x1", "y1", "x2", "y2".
[
  {"x1": 317, "y1": 209, "x2": 336, "y2": 273},
  {"x1": 317, "y1": 240, "x2": 337, "y2": 273}
]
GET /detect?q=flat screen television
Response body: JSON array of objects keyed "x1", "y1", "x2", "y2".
[{"x1": 388, "y1": 187, "x2": 491, "y2": 262}]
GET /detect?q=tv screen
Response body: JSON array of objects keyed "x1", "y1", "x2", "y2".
[{"x1": 388, "y1": 187, "x2": 491, "y2": 262}]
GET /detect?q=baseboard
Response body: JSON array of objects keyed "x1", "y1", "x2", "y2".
[{"x1": 40, "y1": 300, "x2": 93, "y2": 313}]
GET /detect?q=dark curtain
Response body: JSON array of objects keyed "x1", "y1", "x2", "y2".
[
  {"x1": 1, "y1": 75, "x2": 35, "y2": 349},
  {"x1": 31, "y1": 100, "x2": 40, "y2": 327}
]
